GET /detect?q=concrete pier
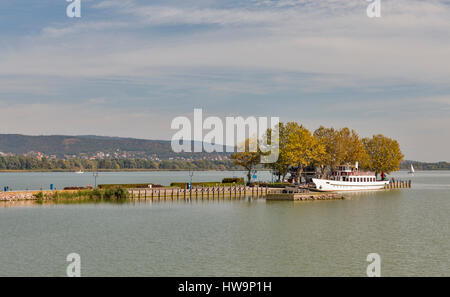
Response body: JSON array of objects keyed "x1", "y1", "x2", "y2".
[{"x1": 129, "y1": 185, "x2": 275, "y2": 200}]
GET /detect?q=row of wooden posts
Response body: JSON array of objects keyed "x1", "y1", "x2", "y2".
[
  {"x1": 385, "y1": 180, "x2": 412, "y2": 189},
  {"x1": 129, "y1": 186, "x2": 271, "y2": 200}
]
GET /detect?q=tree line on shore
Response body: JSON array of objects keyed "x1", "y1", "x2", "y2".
[
  {"x1": 231, "y1": 123, "x2": 405, "y2": 182},
  {"x1": 0, "y1": 157, "x2": 240, "y2": 171}
]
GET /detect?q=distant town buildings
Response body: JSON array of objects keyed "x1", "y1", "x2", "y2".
[{"x1": 4, "y1": 149, "x2": 230, "y2": 161}]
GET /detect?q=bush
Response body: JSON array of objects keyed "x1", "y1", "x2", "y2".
[
  {"x1": 64, "y1": 186, "x2": 92, "y2": 190},
  {"x1": 34, "y1": 191, "x2": 44, "y2": 199},
  {"x1": 170, "y1": 182, "x2": 223, "y2": 188},
  {"x1": 32, "y1": 188, "x2": 129, "y2": 202},
  {"x1": 258, "y1": 182, "x2": 292, "y2": 188},
  {"x1": 98, "y1": 183, "x2": 154, "y2": 189},
  {"x1": 222, "y1": 178, "x2": 245, "y2": 184}
]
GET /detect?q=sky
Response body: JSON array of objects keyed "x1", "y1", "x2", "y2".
[{"x1": 0, "y1": 0, "x2": 449, "y2": 162}]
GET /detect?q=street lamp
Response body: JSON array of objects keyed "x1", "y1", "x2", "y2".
[
  {"x1": 188, "y1": 168, "x2": 194, "y2": 187},
  {"x1": 93, "y1": 172, "x2": 99, "y2": 188}
]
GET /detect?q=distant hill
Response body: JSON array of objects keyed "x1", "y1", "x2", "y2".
[
  {"x1": 0, "y1": 134, "x2": 228, "y2": 159},
  {"x1": 400, "y1": 160, "x2": 450, "y2": 170}
]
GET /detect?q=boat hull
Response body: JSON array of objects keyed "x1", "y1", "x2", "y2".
[{"x1": 312, "y1": 178, "x2": 389, "y2": 192}]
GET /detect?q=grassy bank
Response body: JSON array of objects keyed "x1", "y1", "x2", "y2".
[{"x1": 34, "y1": 188, "x2": 129, "y2": 203}]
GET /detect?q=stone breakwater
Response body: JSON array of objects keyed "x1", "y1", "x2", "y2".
[
  {"x1": 1, "y1": 189, "x2": 345, "y2": 202},
  {"x1": 0, "y1": 191, "x2": 46, "y2": 201}
]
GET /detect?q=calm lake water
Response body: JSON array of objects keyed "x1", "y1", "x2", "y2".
[
  {"x1": 0, "y1": 170, "x2": 449, "y2": 276},
  {"x1": 0, "y1": 170, "x2": 273, "y2": 190}
]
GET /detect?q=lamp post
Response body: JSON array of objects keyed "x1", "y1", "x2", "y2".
[
  {"x1": 188, "y1": 168, "x2": 194, "y2": 188},
  {"x1": 93, "y1": 171, "x2": 99, "y2": 188}
]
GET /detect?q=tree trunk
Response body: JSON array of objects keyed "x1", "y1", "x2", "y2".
[
  {"x1": 297, "y1": 166, "x2": 303, "y2": 184},
  {"x1": 247, "y1": 170, "x2": 252, "y2": 185}
]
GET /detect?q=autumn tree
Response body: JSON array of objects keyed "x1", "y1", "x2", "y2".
[
  {"x1": 338, "y1": 128, "x2": 369, "y2": 167},
  {"x1": 363, "y1": 134, "x2": 404, "y2": 177},
  {"x1": 313, "y1": 126, "x2": 341, "y2": 173},
  {"x1": 314, "y1": 126, "x2": 368, "y2": 172},
  {"x1": 285, "y1": 123, "x2": 325, "y2": 183}
]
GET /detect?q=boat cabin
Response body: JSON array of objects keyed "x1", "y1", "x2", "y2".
[{"x1": 330, "y1": 164, "x2": 377, "y2": 183}]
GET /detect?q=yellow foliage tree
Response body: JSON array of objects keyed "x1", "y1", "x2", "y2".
[
  {"x1": 339, "y1": 128, "x2": 369, "y2": 167},
  {"x1": 314, "y1": 126, "x2": 369, "y2": 171},
  {"x1": 363, "y1": 134, "x2": 404, "y2": 177},
  {"x1": 285, "y1": 123, "x2": 325, "y2": 182},
  {"x1": 313, "y1": 126, "x2": 341, "y2": 171}
]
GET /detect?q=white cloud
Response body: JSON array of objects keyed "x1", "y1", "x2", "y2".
[
  {"x1": 0, "y1": 0, "x2": 444, "y2": 84},
  {"x1": 1, "y1": 0, "x2": 450, "y2": 160}
]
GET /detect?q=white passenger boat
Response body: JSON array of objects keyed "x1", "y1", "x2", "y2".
[{"x1": 312, "y1": 163, "x2": 389, "y2": 192}]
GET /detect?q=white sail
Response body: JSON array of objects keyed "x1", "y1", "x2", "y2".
[{"x1": 410, "y1": 164, "x2": 415, "y2": 173}]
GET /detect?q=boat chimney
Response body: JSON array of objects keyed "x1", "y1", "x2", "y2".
[{"x1": 355, "y1": 161, "x2": 359, "y2": 170}]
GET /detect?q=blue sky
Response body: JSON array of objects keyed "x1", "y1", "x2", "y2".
[{"x1": 0, "y1": 0, "x2": 449, "y2": 161}]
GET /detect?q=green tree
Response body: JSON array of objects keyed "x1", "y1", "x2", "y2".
[
  {"x1": 264, "y1": 122, "x2": 290, "y2": 182},
  {"x1": 231, "y1": 138, "x2": 261, "y2": 184}
]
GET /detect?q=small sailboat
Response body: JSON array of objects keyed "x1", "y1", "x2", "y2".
[
  {"x1": 75, "y1": 169, "x2": 84, "y2": 174},
  {"x1": 409, "y1": 164, "x2": 415, "y2": 174}
]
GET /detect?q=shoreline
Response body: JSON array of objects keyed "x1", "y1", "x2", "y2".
[
  {"x1": 1, "y1": 187, "x2": 345, "y2": 203},
  {"x1": 0, "y1": 169, "x2": 444, "y2": 173},
  {"x1": 0, "y1": 169, "x2": 270, "y2": 173}
]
